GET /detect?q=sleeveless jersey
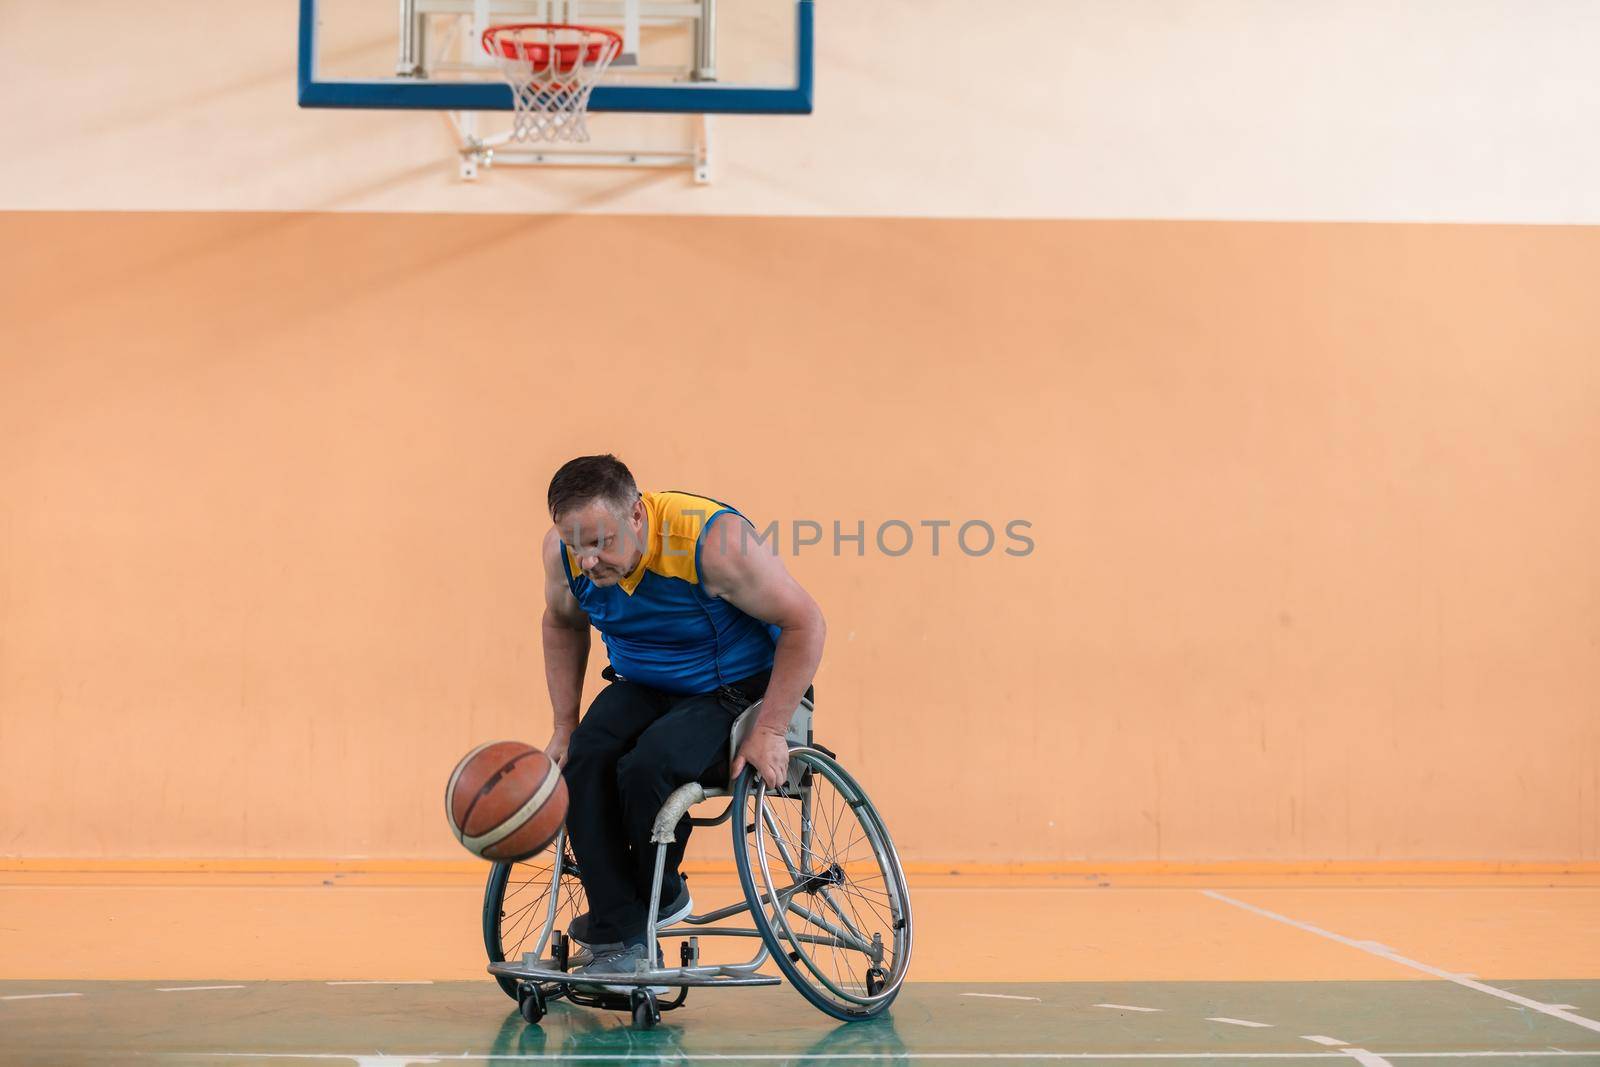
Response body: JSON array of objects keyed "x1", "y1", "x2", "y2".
[{"x1": 560, "y1": 489, "x2": 780, "y2": 695}]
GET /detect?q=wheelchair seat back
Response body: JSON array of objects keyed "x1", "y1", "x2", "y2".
[{"x1": 728, "y1": 694, "x2": 814, "y2": 791}]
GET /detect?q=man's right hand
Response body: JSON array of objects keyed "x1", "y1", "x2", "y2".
[{"x1": 545, "y1": 725, "x2": 573, "y2": 768}]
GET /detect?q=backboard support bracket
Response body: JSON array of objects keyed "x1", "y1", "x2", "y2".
[{"x1": 452, "y1": 111, "x2": 712, "y2": 183}]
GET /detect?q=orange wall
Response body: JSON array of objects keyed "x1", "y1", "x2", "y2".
[{"x1": 2, "y1": 211, "x2": 1597, "y2": 862}]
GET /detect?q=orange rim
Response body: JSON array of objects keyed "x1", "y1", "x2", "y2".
[{"x1": 482, "y1": 23, "x2": 623, "y2": 73}]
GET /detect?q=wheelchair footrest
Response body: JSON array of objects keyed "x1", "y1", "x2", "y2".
[{"x1": 488, "y1": 958, "x2": 782, "y2": 989}]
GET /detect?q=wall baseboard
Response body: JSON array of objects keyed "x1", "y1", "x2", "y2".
[{"x1": 4, "y1": 857, "x2": 1598, "y2": 889}]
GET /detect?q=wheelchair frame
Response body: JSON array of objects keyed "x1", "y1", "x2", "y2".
[{"x1": 483, "y1": 695, "x2": 914, "y2": 1029}]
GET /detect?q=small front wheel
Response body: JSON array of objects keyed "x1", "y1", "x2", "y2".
[
  {"x1": 517, "y1": 982, "x2": 546, "y2": 1025},
  {"x1": 630, "y1": 988, "x2": 659, "y2": 1030},
  {"x1": 866, "y1": 967, "x2": 887, "y2": 996}
]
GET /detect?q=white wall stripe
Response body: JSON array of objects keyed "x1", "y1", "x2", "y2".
[{"x1": 13, "y1": 1, "x2": 1600, "y2": 221}]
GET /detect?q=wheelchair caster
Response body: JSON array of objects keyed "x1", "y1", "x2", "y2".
[
  {"x1": 865, "y1": 966, "x2": 887, "y2": 997},
  {"x1": 630, "y1": 988, "x2": 659, "y2": 1030},
  {"x1": 517, "y1": 981, "x2": 546, "y2": 1025}
]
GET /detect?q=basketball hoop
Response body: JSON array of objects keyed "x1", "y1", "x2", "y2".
[{"x1": 482, "y1": 23, "x2": 624, "y2": 143}]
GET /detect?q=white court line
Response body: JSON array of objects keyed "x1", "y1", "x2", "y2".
[
  {"x1": 1095, "y1": 1003, "x2": 1164, "y2": 1012},
  {"x1": 1343, "y1": 1051, "x2": 1395, "y2": 1067},
  {"x1": 962, "y1": 992, "x2": 1042, "y2": 1001},
  {"x1": 1210, "y1": 1017, "x2": 1274, "y2": 1028},
  {"x1": 173, "y1": 1053, "x2": 1600, "y2": 1061},
  {"x1": 0, "y1": 992, "x2": 83, "y2": 1001},
  {"x1": 1303, "y1": 1037, "x2": 1351, "y2": 1047},
  {"x1": 324, "y1": 980, "x2": 435, "y2": 985},
  {"x1": 1510, "y1": 1005, "x2": 1582, "y2": 1012},
  {"x1": 1202, "y1": 889, "x2": 1600, "y2": 1036},
  {"x1": 157, "y1": 985, "x2": 246, "y2": 992}
]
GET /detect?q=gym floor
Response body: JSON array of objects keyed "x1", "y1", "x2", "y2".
[{"x1": 4, "y1": 868, "x2": 1597, "y2": 1065}]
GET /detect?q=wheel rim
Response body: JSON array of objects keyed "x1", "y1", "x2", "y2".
[
  {"x1": 742, "y1": 748, "x2": 913, "y2": 1011},
  {"x1": 494, "y1": 831, "x2": 586, "y2": 966}
]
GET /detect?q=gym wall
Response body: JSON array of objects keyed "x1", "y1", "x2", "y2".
[{"x1": 2, "y1": 2, "x2": 1597, "y2": 863}]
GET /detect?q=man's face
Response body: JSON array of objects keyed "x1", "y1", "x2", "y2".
[{"x1": 556, "y1": 497, "x2": 646, "y2": 587}]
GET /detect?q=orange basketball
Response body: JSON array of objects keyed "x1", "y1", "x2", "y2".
[{"x1": 445, "y1": 740, "x2": 568, "y2": 862}]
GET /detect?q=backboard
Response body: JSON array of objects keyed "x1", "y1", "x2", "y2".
[{"x1": 297, "y1": 0, "x2": 813, "y2": 114}]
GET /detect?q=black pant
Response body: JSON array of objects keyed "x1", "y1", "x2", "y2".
[{"x1": 562, "y1": 667, "x2": 812, "y2": 944}]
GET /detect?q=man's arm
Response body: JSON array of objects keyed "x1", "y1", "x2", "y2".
[
  {"x1": 698, "y1": 514, "x2": 826, "y2": 788},
  {"x1": 541, "y1": 526, "x2": 591, "y2": 766}
]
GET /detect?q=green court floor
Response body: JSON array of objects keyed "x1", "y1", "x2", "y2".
[{"x1": 3, "y1": 980, "x2": 1598, "y2": 1066}]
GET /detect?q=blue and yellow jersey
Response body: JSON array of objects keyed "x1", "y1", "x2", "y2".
[{"x1": 560, "y1": 489, "x2": 780, "y2": 696}]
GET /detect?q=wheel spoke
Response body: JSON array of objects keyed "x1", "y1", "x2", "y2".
[
  {"x1": 494, "y1": 844, "x2": 587, "y2": 986},
  {"x1": 740, "y1": 750, "x2": 911, "y2": 1013},
  {"x1": 760, "y1": 804, "x2": 810, "y2": 884},
  {"x1": 785, "y1": 897, "x2": 872, "y2": 953},
  {"x1": 816, "y1": 884, "x2": 873, "y2": 945}
]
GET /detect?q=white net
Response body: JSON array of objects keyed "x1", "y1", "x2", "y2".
[{"x1": 482, "y1": 24, "x2": 623, "y2": 144}]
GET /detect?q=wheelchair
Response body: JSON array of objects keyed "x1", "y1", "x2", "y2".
[{"x1": 481, "y1": 695, "x2": 914, "y2": 1030}]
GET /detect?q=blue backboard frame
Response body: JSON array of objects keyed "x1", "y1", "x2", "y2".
[{"x1": 297, "y1": 0, "x2": 813, "y2": 114}]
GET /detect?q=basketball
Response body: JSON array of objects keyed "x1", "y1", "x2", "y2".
[{"x1": 445, "y1": 741, "x2": 568, "y2": 862}]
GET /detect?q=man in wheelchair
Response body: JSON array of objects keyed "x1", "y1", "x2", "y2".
[{"x1": 539, "y1": 454, "x2": 824, "y2": 988}]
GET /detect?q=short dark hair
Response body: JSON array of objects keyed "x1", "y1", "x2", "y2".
[{"x1": 548, "y1": 454, "x2": 639, "y2": 521}]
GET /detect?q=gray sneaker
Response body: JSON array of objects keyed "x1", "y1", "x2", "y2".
[
  {"x1": 568, "y1": 877, "x2": 693, "y2": 949},
  {"x1": 575, "y1": 938, "x2": 668, "y2": 995}
]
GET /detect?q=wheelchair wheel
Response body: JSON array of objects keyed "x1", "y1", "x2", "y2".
[
  {"x1": 517, "y1": 980, "x2": 547, "y2": 1025},
  {"x1": 483, "y1": 831, "x2": 587, "y2": 1001},
  {"x1": 732, "y1": 747, "x2": 913, "y2": 1021}
]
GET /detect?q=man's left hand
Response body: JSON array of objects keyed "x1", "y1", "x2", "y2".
[{"x1": 731, "y1": 729, "x2": 791, "y2": 790}]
